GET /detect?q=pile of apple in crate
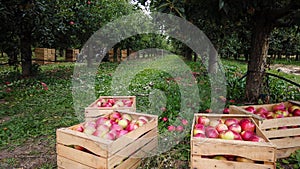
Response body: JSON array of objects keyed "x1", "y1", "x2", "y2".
[
  {"x1": 230, "y1": 100, "x2": 300, "y2": 159},
  {"x1": 56, "y1": 96, "x2": 158, "y2": 169}
]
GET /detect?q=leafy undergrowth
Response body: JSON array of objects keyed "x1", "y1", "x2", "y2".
[{"x1": 0, "y1": 57, "x2": 299, "y2": 168}]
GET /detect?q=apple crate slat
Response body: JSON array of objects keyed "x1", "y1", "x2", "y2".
[
  {"x1": 229, "y1": 100, "x2": 300, "y2": 158},
  {"x1": 85, "y1": 96, "x2": 136, "y2": 121},
  {"x1": 190, "y1": 114, "x2": 276, "y2": 169},
  {"x1": 56, "y1": 111, "x2": 158, "y2": 169}
]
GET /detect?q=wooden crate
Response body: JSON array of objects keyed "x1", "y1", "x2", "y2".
[
  {"x1": 190, "y1": 114, "x2": 276, "y2": 169},
  {"x1": 229, "y1": 100, "x2": 300, "y2": 158},
  {"x1": 57, "y1": 111, "x2": 158, "y2": 169},
  {"x1": 85, "y1": 96, "x2": 136, "y2": 121},
  {"x1": 35, "y1": 48, "x2": 48, "y2": 64},
  {"x1": 121, "y1": 50, "x2": 127, "y2": 61},
  {"x1": 108, "y1": 49, "x2": 114, "y2": 62},
  {"x1": 66, "y1": 49, "x2": 79, "y2": 62}
]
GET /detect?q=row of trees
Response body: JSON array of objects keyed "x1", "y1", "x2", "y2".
[{"x1": 147, "y1": 0, "x2": 300, "y2": 102}]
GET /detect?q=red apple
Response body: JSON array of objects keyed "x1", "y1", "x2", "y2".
[
  {"x1": 288, "y1": 105, "x2": 300, "y2": 113},
  {"x1": 216, "y1": 123, "x2": 228, "y2": 133},
  {"x1": 138, "y1": 116, "x2": 149, "y2": 123},
  {"x1": 223, "y1": 108, "x2": 230, "y2": 114},
  {"x1": 205, "y1": 127, "x2": 219, "y2": 138},
  {"x1": 293, "y1": 109, "x2": 300, "y2": 116},
  {"x1": 194, "y1": 133, "x2": 206, "y2": 138},
  {"x1": 111, "y1": 123, "x2": 123, "y2": 132},
  {"x1": 245, "y1": 106, "x2": 255, "y2": 113},
  {"x1": 95, "y1": 117, "x2": 109, "y2": 126},
  {"x1": 219, "y1": 130, "x2": 235, "y2": 140},
  {"x1": 241, "y1": 131, "x2": 255, "y2": 141},
  {"x1": 256, "y1": 107, "x2": 268, "y2": 114},
  {"x1": 264, "y1": 111, "x2": 274, "y2": 119},
  {"x1": 239, "y1": 119, "x2": 255, "y2": 132},
  {"x1": 74, "y1": 145, "x2": 85, "y2": 151},
  {"x1": 194, "y1": 123, "x2": 205, "y2": 130},
  {"x1": 198, "y1": 116, "x2": 210, "y2": 126},
  {"x1": 224, "y1": 118, "x2": 239, "y2": 127},
  {"x1": 103, "y1": 132, "x2": 116, "y2": 140},
  {"x1": 69, "y1": 21, "x2": 74, "y2": 25},
  {"x1": 228, "y1": 123, "x2": 242, "y2": 133},
  {"x1": 109, "y1": 112, "x2": 121, "y2": 121},
  {"x1": 75, "y1": 125, "x2": 84, "y2": 132},
  {"x1": 232, "y1": 131, "x2": 243, "y2": 140},
  {"x1": 126, "y1": 122, "x2": 139, "y2": 132},
  {"x1": 96, "y1": 124, "x2": 110, "y2": 132},
  {"x1": 272, "y1": 103, "x2": 286, "y2": 111},
  {"x1": 273, "y1": 113, "x2": 284, "y2": 118},
  {"x1": 249, "y1": 135, "x2": 265, "y2": 142},
  {"x1": 117, "y1": 130, "x2": 128, "y2": 138},
  {"x1": 96, "y1": 98, "x2": 106, "y2": 107}
]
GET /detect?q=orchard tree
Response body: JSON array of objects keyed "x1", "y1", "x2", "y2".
[{"x1": 150, "y1": 0, "x2": 300, "y2": 102}]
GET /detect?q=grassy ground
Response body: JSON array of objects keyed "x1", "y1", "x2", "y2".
[{"x1": 0, "y1": 56, "x2": 299, "y2": 168}]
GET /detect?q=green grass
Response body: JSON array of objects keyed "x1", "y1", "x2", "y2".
[{"x1": 0, "y1": 56, "x2": 300, "y2": 168}]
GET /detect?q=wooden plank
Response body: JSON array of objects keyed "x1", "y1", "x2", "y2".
[
  {"x1": 259, "y1": 117, "x2": 300, "y2": 129},
  {"x1": 270, "y1": 136, "x2": 300, "y2": 149},
  {"x1": 56, "y1": 128, "x2": 110, "y2": 157},
  {"x1": 107, "y1": 129, "x2": 157, "y2": 168},
  {"x1": 108, "y1": 118, "x2": 157, "y2": 156},
  {"x1": 263, "y1": 128, "x2": 300, "y2": 138},
  {"x1": 191, "y1": 156, "x2": 275, "y2": 169},
  {"x1": 276, "y1": 147, "x2": 300, "y2": 159},
  {"x1": 191, "y1": 141, "x2": 275, "y2": 162},
  {"x1": 57, "y1": 155, "x2": 94, "y2": 169},
  {"x1": 57, "y1": 144, "x2": 106, "y2": 168}
]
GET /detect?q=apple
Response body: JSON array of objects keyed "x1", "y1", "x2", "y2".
[
  {"x1": 232, "y1": 131, "x2": 243, "y2": 140},
  {"x1": 198, "y1": 116, "x2": 210, "y2": 126},
  {"x1": 264, "y1": 111, "x2": 274, "y2": 119},
  {"x1": 121, "y1": 114, "x2": 132, "y2": 121},
  {"x1": 272, "y1": 103, "x2": 286, "y2": 111},
  {"x1": 96, "y1": 98, "x2": 106, "y2": 107},
  {"x1": 75, "y1": 125, "x2": 84, "y2": 132},
  {"x1": 113, "y1": 101, "x2": 124, "y2": 108},
  {"x1": 256, "y1": 107, "x2": 268, "y2": 114},
  {"x1": 193, "y1": 127, "x2": 205, "y2": 136},
  {"x1": 138, "y1": 116, "x2": 149, "y2": 123},
  {"x1": 293, "y1": 109, "x2": 300, "y2": 116},
  {"x1": 117, "y1": 130, "x2": 128, "y2": 138},
  {"x1": 236, "y1": 157, "x2": 255, "y2": 163},
  {"x1": 219, "y1": 130, "x2": 235, "y2": 140},
  {"x1": 194, "y1": 133, "x2": 206, "y2": 138},
  {"x1": 95, "y1": 117, "x2": 109, "y2": 126},
  {"x1": 241, "y1": 131, "x2": 255, "y2": 141},
  {"x1": 176, "y1": 126, "x2": 184, "y2": 132},
  {"x1": 213, "y1": 156, "x2": 227, "y2": 161},
  {"x1": 205, "y1": 127, "x2": 219, "y2": 138},
  {"x1": 107, "y1": 99, "x2": 116, "y2": 105},
  {"x1": 103, "y1": 132, "x2": 115, "y2": 140},
  {"x1": 239, "y1": 119, "x2": 255, "y2": 132},
  {"x1": 109, "y1": 112, "x2": 121, "y2": 121},
  {"x1": 118, "y1": 119, "x2": 129, "y2": 129},
  {"x1": 249, "y1": 135, "x2": 265, "y2": 142},
  {"x1": 288, "y1": 105, "x2": 300, "y2": 113},
  {"x1": 224, "y1": 118, "x2": 239, "y2": 127},
  {"x1": 245, "y1": 106, "x2": 255, "y2": 113},
  {"x1": 126, "y1": 122, "x2": 139, "y2": 132},
  {"x1": 228, "y1": 123, "x2": 242, "y2": 133},
  {"x1": 74, "y1": 145, "x2": 85, "y2": 151},
  {"x1": 69, "y1": 21, "x2": 74, "y2": 25},
  {"x1": 123, "y1": 100, "x2": 133, "y2": 107},
  {"x1": 92, "y1": 129, "x2": 108, "y2": 137},
  {"x1": 272, "y1": 113, "x2": 284, "y2": 118},
  {"x1": 216, "y1": 123, "x2": 228, "y2": 133},
  {"x1": 209, "y1": 119, "x2": 222, "y2": 127},
  {"x1": 87, "y1": 1, "x2": 91, "y2": 5},
  {"x1": 136, "y1": 118, "x2": 147, "y2": 127},
  {"x1": 96, "y1": 124, "x2": 110, "y2": 132},
  {"x1": 83, "y1": 121, "x2": 96, "y2": 135},
  {"x1": 278, "y1": 126, "x2": 288, "y2": 130},
  {"x1": 223, "y1": 108, "x2": 230, "y2": 114},
  {"x1": 194, "y1": 123, "x2": 205, "y2": 130},
  {"x1": 224, "y1": 155, "x2": 235, "y2": 161},
  {"x1": 111, "y1": 123, "x2": 123, "y2": 132}
]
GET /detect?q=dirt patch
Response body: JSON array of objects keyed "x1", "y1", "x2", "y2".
[
  {"x1": 270, "y1": 64, "x2": 300, "y2": 75},
  {"x1": 0, "y1": 137, "x2": 56, "y2": 169}
]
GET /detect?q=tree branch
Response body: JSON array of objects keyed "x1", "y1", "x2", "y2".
[{"x1": 269, "y1": 1, "x2": 300, "y2": 21}]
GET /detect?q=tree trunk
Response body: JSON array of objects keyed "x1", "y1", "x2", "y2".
[
  {"x1": 20, "y1": 32, "x2": 32, "y2": 76},
  {"x1": 245, "y1": 14, "x2": 273, "y2": 103},
  {"x1": 296, "y1": 53, "x2": 299, "y2": 61}
]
